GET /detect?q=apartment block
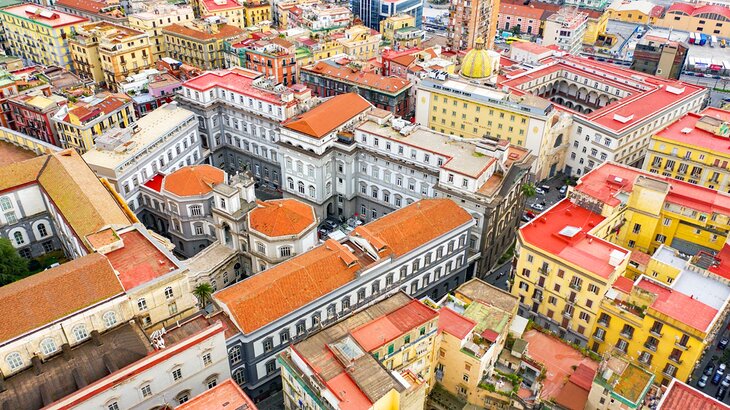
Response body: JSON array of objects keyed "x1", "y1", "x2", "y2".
[
  {"x1": 542, "y1": 7, "x2": 588, "y2": 55},
  {"x1": 163, "y1": 20, "x2": 246, "y2": 70},
  {"x1": 447, "y1": 0, "x2": 499, "y2": 50},
  {"x1": 127, "y1": 1, "x2": 195, "y2": 61}
]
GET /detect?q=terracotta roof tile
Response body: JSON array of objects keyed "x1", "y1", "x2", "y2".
[
  {"x1": 162, "y1": 164, "x2": 225, "y2": 197},
  {"x1": 353, "y1": 199, "x2": 472, "y2": 257},
  {"x1": 163, "y1": 23, "x2": 245, "y2": 41},
  {"x1": 659, "y1": 379, "x2": 730, "y2": 410},
  {"x1": 177, "y1": 379, "x2": 257, "y2": 409},
  {"x1": 249, "y1": 199, "x2": 316, "y2": 237},
  {"x1": 56, "y1": 0, "x2": 109, "y2": 14},
  {"x1": 303, "y1": 61, "x2": 412, "y2": 95},
  {"x1": 283, "y1": 93, "x2": 371, "y2": 138},
  {"x1": 215, "y1": 238, "x2": 361, "y2": 333},
  {"x1": 0, "y1": 253, "x2": 124, "y2": 342}
]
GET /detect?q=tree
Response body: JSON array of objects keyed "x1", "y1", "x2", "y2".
[
  {"x1": 521, "y1": 182, "x2": 537, "y2": 198},
  {"x1": 193, "y1": 282, "x2": 214, "y2": 308},
  {"x1": 0, "y1": 238, "x2": 29, "y2": 286}
]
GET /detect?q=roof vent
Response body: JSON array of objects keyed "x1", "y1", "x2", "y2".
[
  {"x1": 613, "y1": 113, "x2": 634, "y2": 123},
  {"x1": 680, "y1": 127, "x2": 692, "y2": 134},
  {"x1": 665, "y1": 85, "x2": 685, "y2": 95}
]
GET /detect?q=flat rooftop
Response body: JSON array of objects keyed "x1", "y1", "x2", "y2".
[
  {"x1": 654, "y1": 246, "x2": 730, "y2": 310},
  {"x1": 637, "y1": 277, "x2": 719, "y2": 333},
  {"x1": 182, "y1": 68, "x2": 293, "y2": 106},
  {"x1": 103, "y1": 228, "x2": 179, "y2": 290},
  {"x1": 520, "y1": 199, "x2": 628, "y2": 279},
  {"x1": 0, "y1": 4, "x2": 88, "y2": 28},
  {"x1": 654, "y1": 108, "x2": 730, "y2": 154},
  {"x1": 350, "y1": 299, "x2": 437, "y2": 351},
  {"x1": 0, "y1": 140, "x2": 38, "y2": 166}
]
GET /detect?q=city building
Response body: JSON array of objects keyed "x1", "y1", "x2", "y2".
[
  {"x1": 195, "y1": 0, "x2": 245, "y2": 28},
  {"x1": 242, "y1": 38, "x2": 298, "y2": 86},
  {"x1": 247, "y1": 198, "x2": 317, "y2": 273},
  {"x1": 279, "y1": 292, "x2": 435, "y2": 409},
  {"x1": 586, "y1": 355, "x2": 654, "y2": 409},
  {"x1": 127, "y1": 1, "x2": 195, "y2": 61},
  {"x1": 163, "y1": 19, "x2": 246, "y2": 70},
  {"x1": 292, "y1": 35, "x2": 343, "y2": 66},
  {"x1": 644, "y1": 107, "x2": 730, "y2": 192},
  {"x1": 351, "y1": 0, "x2": 424, "y2": 31},
  {"x1": 178, "y1": 378, "x2": 258, "y2": 409},
  {"x1": 289, "y1": 3, "x2": 351, "y2": 34},
  {"x1": 69, "y1": 21, "x2": 153, "y2": 90},
  {"x1": 606, "y1": 0, "x2": 663, "y2": 24},
  {"x1": 434, "y1": 279, "x2": 520, "y2": 408},
  {"x1": 82, "y1": 102, "x2": 202, "y2": 210},
  {"x1": 301, "y1": 59, "x2": 412, "y2": 116},
  {"x1": 55, "y1": 0, "x2": 127, "y2": 24},
  {"x1": 630, "y1": 35, "x2": 688, "y2": 80},
  {"x1": 447, "y1": 0, "x2": 499, "y2": 50},
  {"x1": 498, "y1": 52, "x2": 708, "y2": 176},
  {"x1": 542, "y1": 7, "x2": 588, "y2": 55},
  {"x1": 176, "y1": 67, "x2": 318, "y2": 192},
  {"x1": 279, "y1": 93, "x2": 533, "y2": 271},
  {"x1": 657, "y1": 379, "x2": 730, "y2": 409},
  {"x1": 380, "y1": 14, "x2": 424, "y2": 49},
  {"x1": 0, "y1": 4, "x2": 88, "y2": 71},
  {"x1": 337, "y1": 25, "x2": 382, "y2": 60},
  {"x1": 214, "y1": 198, "x2": 475, "y2": 400},
  {"x1": 564, "y1": 0, "x2": 610, "y2": 11},
  {"x1": 655, "y1": 3, "x2": 730, "y2": 39},
  {"x1": 52, "y1": 92, "x2": 135, "y2": 153},
  {"x1": 0, "y1": 68, "x2": 52, "y2": 130},
  {"x1": 497, "y1": 3, "x2": 543, "y2": 36},
  {"x1": 243, "y1": 0, "x2": 271, "y2": 27},
  {"x1": 8, "y1": 93, "x2": 65, "y2": 147},
  {"x1": 381, "y1": 47, "x2": 455, "y2": 79},
  {"x1": 123, "y1": 71, "x2": 183, "y2": 117}
]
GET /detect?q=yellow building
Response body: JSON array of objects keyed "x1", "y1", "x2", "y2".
[
  {"x1": 644, "y1": 107, "x2": 730, "y2": 194},
  {"x1": 163, "y1": 21, "x2": 246, "y2": 70},
  {"x1": 337, "y1": 25, "x2": 382, "y2": 61},
  {"x1": 294, "y1": 36, "x2": 343, "y2": 66},
  {"x1": 655, "y1": 3, "x2": 730, "y2": 39},
  {"x1": 380, "y1": 14, "x2": 423, "y2": 49},
  {"x1": 606, "y1": 0, "x2": 661, "y2": 24},
  {"x1": 53, "y1": 92, "x2": 135, "y2": 153},
  {"x1": 414, "y1": 72, "x2": 569, "y2": 181},
  {"x1": 434, "y1": 279, "x2": 519, "y2": 408},
  {"x1": 0, "y1": 5, "x2": 88, "y2": 71},
  {"x1": 278, "y1": 292, "x2": 434, "y2": 410},
  {"x1": 196, "y1": 0, "x2": 245, "y2": 28},
  {"x1": 243, "y1": 0, "x2": 271, "y2": 27},
  {"x1": 584, "y1": 11, "x2": 608, "y2": 45},
  {"x1": 127, "y1": 2, "x2": 195, "y2": 61},
  {"x1": 70, "y1": 22, "x2": 153, "y2": 91}
]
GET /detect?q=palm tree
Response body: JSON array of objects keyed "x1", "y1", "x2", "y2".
[
  {"x1": 521, "y1": 182, "x2": 537, "y2": 198},
  {"x1": 193, "y1": 282, "x2": 214, "y2": 309}
]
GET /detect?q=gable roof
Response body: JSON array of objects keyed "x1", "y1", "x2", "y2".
[
  {"x1": 248, "y1": 198, "x2": 316, "y2": 238},
  {"x1": 162, "y1": 164, "x2": 225, "y2": 197},
  {"x1": 0, "y1": 253, "x2": 124, "y2": 342},
  {"x1": 283, "y1": 93, "x2": 371, "y2": 138}
]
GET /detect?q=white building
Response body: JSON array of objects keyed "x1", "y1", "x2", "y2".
[
  {"x1": 82, "y1": 102, "x2": 203, "y2": 211},
  {"x1": 542, "y1": 8, "x2": 588, "y2": 55}
]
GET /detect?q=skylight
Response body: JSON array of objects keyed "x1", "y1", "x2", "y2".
[{"x1": 558, "y1": 226, "x2": 581, "y2": 238}]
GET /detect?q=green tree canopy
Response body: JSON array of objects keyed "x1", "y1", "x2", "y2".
[{"x1": 0, "y1": 238, "x2": 29, "y2": 286}]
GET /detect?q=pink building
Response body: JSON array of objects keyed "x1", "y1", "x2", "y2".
[{"x1": 498, "y1": 3, "x2": 543, "y2": 35}]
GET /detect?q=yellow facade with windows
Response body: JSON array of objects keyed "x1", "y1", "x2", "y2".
[
  {"x1": 295, "y1": 38, "x2": 343, "y2": 66},
  {"x1": 55, "y1": 94, "x2": 135, "y2": 153},
  {"x1": 244, "y1": 0, "x2": 271, "y2": 27},
  {"x1": 127, "y1": 5, "x2": 195, "y2": 61},
  {"x1": 338, "y1": 25, "x2": 381, "y2": 61},
  {"x1": 163, "y1": 22, "x2": 245, "y2": 70},
  {"x1": 583, "y1": 13, "x2": 608, "y2": 44}
]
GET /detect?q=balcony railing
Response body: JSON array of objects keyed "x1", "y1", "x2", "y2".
[
  {"x1": 674, "y1": 342, "x2": 690, "y2": 350},
  {"x1": 569, "y1": 283, "x2": 582, "y2": 291},
  {"x1": 619, "y1": 332, "x2": 633, "y2": 340},
  {"x1": 643, "y1": 342, "x2": 657, "y2": 352}
]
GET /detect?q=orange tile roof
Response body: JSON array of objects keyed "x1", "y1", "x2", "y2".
[
  {"x1": 249, "y1": 198, "x2": 316, "y2": 237},
  {"x1": 0, "y1": 253, "x2": 124, "y2": 342},
  {"x1": 103, "y1": 229, "x2": 179, "y2": 290},
  {"x1": 303, "y1": 61, "x2": 412, "y2": 95},
  {"x1": 353, "y1": 199, "x2": 472, "y2": 257},
  {"x1": 350, "y1": 299, "x2": 437, "y2": 351},
  {"x1": 163, "y1": 23, "x2": 245, "y2": 42},
  {"x1": 56, "y1": 0, "x2": 110, "y2": 14},
  {"x1": 177, "y1": 379, "x2": 257, "y2": 410},
  {"x1": 201, "y1": 0, "x2": 242, "y2": 12},
  {"x1": 215, "y1": 238, "x2": 362, "y2": 333},
  {"x1": 659, "y1": 379, "x2": 730, "y2": 410},
  {"x1": 162, "y1": 164, "x2": 224, "y2": 197},
  {"x1": 283, "y1": 93, "x2": 371, "y2": 138}
]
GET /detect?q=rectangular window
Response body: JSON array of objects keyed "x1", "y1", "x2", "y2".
[{"x1": 172, "y1": 368, "x2": 183, "y2": 381}]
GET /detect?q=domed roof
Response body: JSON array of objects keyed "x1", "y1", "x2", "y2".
[{"x1": 460, "y1": 37, "x2": 493, "y2": 79}]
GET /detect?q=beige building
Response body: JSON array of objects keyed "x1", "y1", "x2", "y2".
[
  {"x1": 70, "y1": 21, "x2": 154, "y2": 91},
  {"x1": 163, "y1": 20, "x2": 246, "y2": 70},
  {"x1": 543, "y1": 7, "x2": 588, "y2": 55},
  {"x1": 127, "y1": 1, "x2": 195, "y2": 61},
  {"x1": 337, "y1": 25, "x2": 382, "y2": 61},
  {"x1": 447, "y1": 0, "x2": 499, "y2": 50}
]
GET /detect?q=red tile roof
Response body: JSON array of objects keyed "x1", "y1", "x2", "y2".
[
  {"x1": 201, "y1": 0, "x2": 242, "y2": 12},
  {"x1": 163, "y1": 23, "x2": 245, "y2": 41},
  {"x1": 499, "y1": 2, "x2": 544, "y2": 19},
  {"x1": 177, "y1": 379, "x2": 257, "y2": 410},
  {"x1": 326, "y1": 372, "x2": 372, "y2": 410},
  {"x1": 283, "y1": 93, "x2": 371, "y2": 139},
  {"x1": 637, "y1": 278, "x2": 718, "y2": 333},
  {"x1": 0, "y1": 253, "x2": 124, "y2": 342},
  {"x1": 612, "y1": 276, "x2": 634, "y2": 293},
  {"x1": 162, "y1": 164, "x2": 224, "y2": 197},
  {"x1": 56, "y1": 0, "x2": 109, "y2": 14},
  {"x1": 182, "y1": 68, "x2": 296, "y2": 106},
  {"x1": 350, "y1": 299, "x2": 437, "y2": 351},
  {"x1": 570, "y1": 363, "x2": 596, "y2": 391},
  {"x1": 438, "y1": 307, "x2": 476, "y2": 339},
  {"x1": 143, "y1": 173, "x2": 163, "y2": 192},
  {"x1": 249, "y1": 199, "x2": 316, "y2": 237},
  {"x1": 1, "y1": 4, "x2": 88, "y2": 28},
  {"x1": 667, "y1": 2, "x2": 730, "y2": 20},
  {"x1": 103, "y1": 229, "x2": 179, "y2": 290},
  {"x1": 659, "y1": 379, "x2": 730, "y2": 410},
  {"x1": 520, "y1": 199, "x2": 628, "y2": 279},
  {"x1": 303, "y1": 61, "x2": 412, "y2": 94},
  {"x1": 709, "y1": 244, "x2": 730, "y2": 281}
]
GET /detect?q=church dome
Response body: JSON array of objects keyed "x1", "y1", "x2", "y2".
[{"x1": 460, "y1": 37, "x2": 493, "y2": 79}]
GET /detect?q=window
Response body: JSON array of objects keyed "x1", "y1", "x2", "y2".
[
  {"x1": 37, "y1": 223, "x2": 48, "y2": 237},
  {"x1": 103, "y1": 311, "x2": 117, "y2": 328},
  {"x1": 233, "y1": 369, "x2": 246, "y2": 386},
  {"x1": 6, "y1": 352, "x2": 22, "y2": 370},
  {"x1": 172, "y1": 368, "x2": 183, "y2": 381},
  {"x1": 190, "y1": 205, "x2": 203, "y2": 216},
  {"x1": 72, "y1": 324, "x2": 88, "y2": 342},
  {"x1": 296, "y1": 321, "x2": 306, "y2": 335},
  {"x1": 265, "y1": 360, "x2": 276, "y2": 374},
  {"x1": 13, "y1": 231, "x2": 24, "y2": 245},
  {"x1": 281, "y1": 329, "x2": 290, "y2": 343},
  {"x1": 40, "y1": 338, "x2": 57, "y2": 355},
  {"x1": 229, "y1": 346, "x2": 242, "y2": 364},
  {"x1": 108, "y1": 403, "x2": 120, "y2": 410},
  {"x1": 579, "y1": 312, "x2": 590, "y2": 322},
  {"x1": 141, "y1": 384, "x2": 152, "y2": 397},
  {"x1": 279, "y1": 246, "x2": 291, "y2": 257},
  {"x1": 263, "y1": 338, "x2": 273, "y2": 353},
  {"x1": 206, "y1": 376, "x2": 218, "y2": 389},
  {"x1": 202, "y1": 352, "x2": 212, "y2": 366},
  {"x1": 463, "y1": 374, "x2": 470, "y2": 382},
  {"x1": 165, "y1": 287, "x2": 174, "y2": 299},
  {"x1": 0, "y1": 197, "x2": 11, "y2": 211}
]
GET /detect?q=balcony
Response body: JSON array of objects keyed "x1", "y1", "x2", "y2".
[
  {"x1": 538, "y1": 267, "x2": 550, "y2": 275},
  {"x1": 674, "y1": 342, "x2": 690, "y2": 350},
  {"x1": 562, "y1": 310, "x2": 573, "y2": 319},
  {"x1": 643, "y1": 342, "x2": 658, "y2": 352},
  {"x1": 649, "y1": 330, "x2": 663, "y2": 338},
  {"x1": 668, "y1": 355, "x2": 683, "y2": 365},
  {"x1": 593, "y1": 332, "x2": 604, "y2": 342},
  {"x1": 597, "y1": 319, "x2": 609, "y2": 327},
  {"x1": 619, "y1": 332, "x2": 633, "y2": 340},
  {"x1": 569, "y1": 283, "x2": 582, "y2": 291}
]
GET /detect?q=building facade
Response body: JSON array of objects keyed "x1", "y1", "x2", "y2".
[
  {"x1": 542, "y1": 7, "x2": 588, "y2": 55},
  {"x1": 630, "y1": 35, "x2": 688, "y2": 80},
  {"x1": 163, "y1": 20, "x2": 246, "y2": 70},
  {"x1": 8, "y1": 94, "x2": 64, "y2": 147},
  {"x1": 350, "y1": 0, "x2": 424, "y2": 30},
  {"x1": 127, "y1": 1, "x2": 195, "y2": 61},
  {"x1": 447, "y1": 0, "x2": 499, "y2": 50},
  {"x1": 655, "y1": 3, "x2": 730, "y2": 39}
]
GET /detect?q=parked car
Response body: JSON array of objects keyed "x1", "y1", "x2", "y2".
[
  {"x1": 717, "y1": 386, "x2": 728, "y2": 401},
  {"x1": 706, "y1": 362, "x2": 717, "y2": 376},
  {"x1": 713, "y1": 369, "x2": 724, "y2": 385},
  {"x1": 531, "y1": 203, "x2": 545, "y2": 211},
  {"x1": 535, "y1": 187, "x2": 546, "y2": 195},
  {"x1": 540, "y1": 184, "x2": 551, "y2": 192},
  {"x1": 525, "y1": 210, "x2": 537, "y2": 218},
  {"x1": 720, "y1": 363, "x2": 727, "y2": 373},
  {"x1": 698, "y1": 374, "x2": 709, "y2": 388},
  {"x1": 719, "y1": 337, "x2": 729, "y2": 350},
  {"x1": 559, "y1": 185, "x2": 568, "y2": 195},
  {"x1": 721, "y1": 373, "x2": 730, "y2": 388},
  {"x1": 521, "y1": 214, "x2": 532, "y2": 223}
]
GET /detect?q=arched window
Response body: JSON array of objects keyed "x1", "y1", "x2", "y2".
[
  {"x1": 205, "y1": 375, "x2": 218, "y2": 389},
  {"x1": 5, "y1": 352, "x2": 22, "y2": 370},
  {"x1": 138, "y1": 298, "x2": 147, "y2": 311},
  {"x1": 40, "y1": 338, "x2": 57, "y2": 355},
  {"x1": 37, "y1": 223, "x2": 48, "y2": 237},
  {"x1": 287, "y1": 177, "x2": 294, "y2": 190},
  {"x1": 325, "y1": 182, "x2": 332, "y2": 195},
  {"x1": 72, "y1": 324, "x2": 88, "y2": 341},
  {"x1": 298, "y1": 182, "x2": 305, "y2": 194},
  {"x1": 103, "y1": 311, "x2": 117, "y2": 328},
  {"x1": 233, "y1": 368, "x2": 246, "y2": 386},
  {"x1": 176, "y1": 390, "x2": 191, "y2": 405},
  {"x1": 308, "y1": 185, "x2": 315, "y2": 197},
  {"x1": 228, "y1": 346, "x2": 242, "y2": 364},
  {"x1": 13, "y1": 231, "x2": 24, "y2": 245},
  {"x1": 164, "y1": 287, "x2": 174, "y2": 299}
]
